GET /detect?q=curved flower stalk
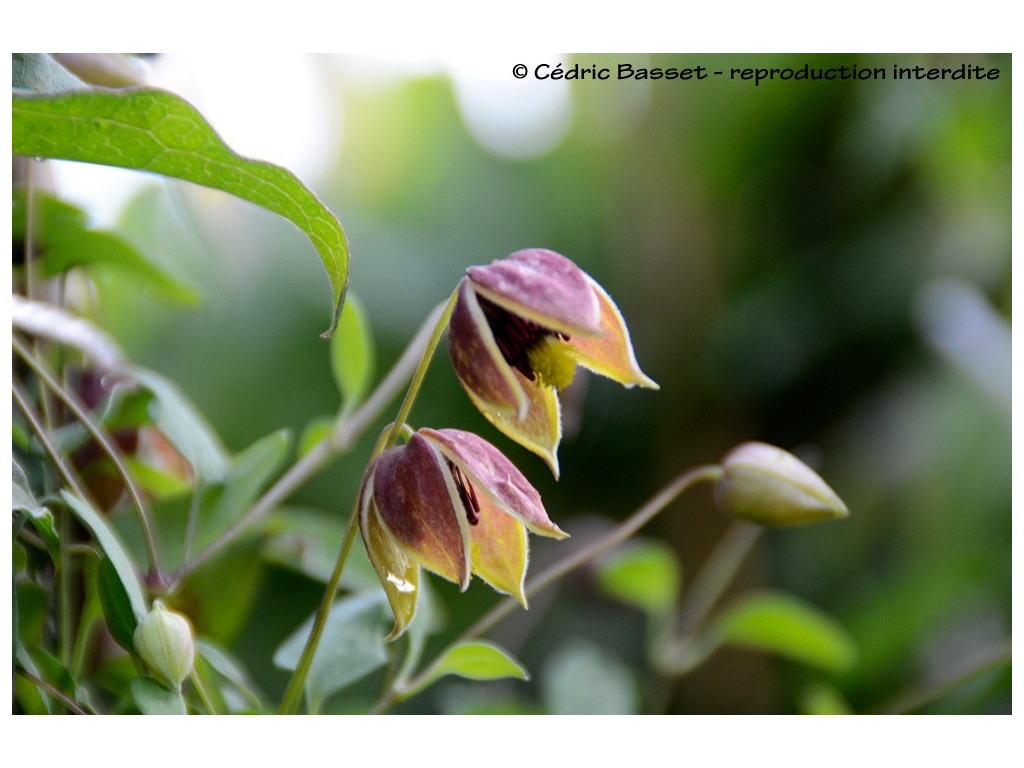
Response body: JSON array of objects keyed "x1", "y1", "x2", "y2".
[
  {"x1": 359, "y1": 427, "x2": 567, "y2": 640},
  {"x1": 448, "y1": 248, "x2": 658, "y2": 475}
]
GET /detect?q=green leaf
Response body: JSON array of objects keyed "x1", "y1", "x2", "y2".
[
  {"x1": 97, "y1": 557, "x2": 139, "y2": 652},
  {"x1": 12, "y1": 87, "x2": 349, "y2": 336},
  {"x1": 542, "y1": 638, "x2": 638, "y2": 715},
  {"x1": 124, "y1": 364, "x2": 229, "y2": 483},
  {"x1": 262, "y1": 508, "x2": 377, "y2": 589},
  {"x1": 273, "y1": 592, "x2": 388, "y2": 713},
  {"x1": 13, "y1": 458, "x2": 60, "y2": 558},
  {"x1": 13, "y1": 53, "x2": 87, "y2": 93},
  {"x1": 413, "y1": 641, "x2": 528, "y2": 697},
  {"x1": 195, "y1": 639, "x2": 263, "y2": 711},
  {"x1": 131, "y1": 675, "x2": 187, "y2": 715},
  {"x1": 713, "y1": 590, "x2": 857, "y2": 673},
  {"x1": 330, "y1": 291, "x2": 375, "y2": 413},
  {"x1": 193, "y1": 428, "x2": 290, "y2": 549},
  {"x1": 799, "y1": 680, "x2": 854, "y2": 714},
  {"x1": 596, "y1": 539, "x2": 681, "y2": 616},
  {"x1": 60, "y1": 490, "x2": 148, "y2": 622},
  {"x1": 298, "y1": 415, "x2": 333, "y2": 457},
  {"x1": 12, "y1": 188, "x2": 195, "y2": 301}
]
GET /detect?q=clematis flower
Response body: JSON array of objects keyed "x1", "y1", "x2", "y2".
[
  {"x1": 448, "y1": 248, "x2": 658, "y2": 475},
  {"x1": 358, "y1": 427, "x2": 567, "y2": 640}
]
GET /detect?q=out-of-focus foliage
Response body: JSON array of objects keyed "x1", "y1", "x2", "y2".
[{"x1": 14, "y1": 52, "x2": 1009, "y2": 714}]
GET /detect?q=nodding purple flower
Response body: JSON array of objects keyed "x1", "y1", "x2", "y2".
[
  {"x1": 448, "y1": 248, "x2": 658, "y2": 476},
  {"x1": 358, "y1": 427, "x2": 567, "y2": 640}
]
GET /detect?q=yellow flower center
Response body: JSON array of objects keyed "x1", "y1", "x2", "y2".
[{"x1": 526, "y1": 334, "x2": 577, "y2": 390}]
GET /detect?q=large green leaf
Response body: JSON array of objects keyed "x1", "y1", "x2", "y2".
[
  {"x1": 193, "y1": 428, "x2": 291, "y2": 550},
  {"x1": 13, "y1": 87, "x2": 349, "y2": 336},
  {"x1": 273, "y1": 592, "x2": 388, "y2": 713},
  {"x1": 12, "y1": 188, "x2": 195, "y2": 301},
  {"x1": 596, "y1": 539, "x2": 681, "y2": 617},
  {"x1": 542, "y1": 638, "x2": 638, "y2": 715},
  {"x1": 61, "y1": 490, "x2": 148, "y2": 622},
  {"x1": 713, "y1": 590, "x2": 857, "y2": 673},
  {"x1": 123, "y1": 364, "x2": 229, "y2": 483},
  {"x1": 13, "y1": 53, "x2": 87, "y2": 93},
  {"x1": 97, "y1": 556, "x2": 140, "y2": 652},
  {"x1": 411, "y1": 641, "x2": 528, "y2": 698},
  {"x1": 330, "y1": 291, "x2": 375, "y2": 415},
  {"x1": 13, "y1": 458, "x2": 60, "y2": 558},
  {"x1": 131, "y1": 675, "x2": 187, "y2": 715}
]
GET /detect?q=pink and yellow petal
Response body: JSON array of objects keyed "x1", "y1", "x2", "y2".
[
  {"x1": 371, "y1": 439, "x2": 470, "y2": 589},
  {"x1": 464, "y1": 370, "x2": 563, "y2": 478},
  {"x1": 569, "y1": 277, "x2": 659, "y2": 389},
  {"x1": 467, "y1": 249, "x2": 603, "y2": 338},
  {"x1": 358, "y1": 475, "x2": 420, "y2": 641},
  {"x1": 421, "y1": 427, "x2": 568, "y2": 539},
  {"x1": 468, "y1": 496, "x2": 530, "y2": 606},
  {"x1": 448, "y1": 278, "x2": 529, "y2": 420}
]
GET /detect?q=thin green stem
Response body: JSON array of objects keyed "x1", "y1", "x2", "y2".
[
  {"x1": 381, "y1": 288, "x2": 458, "y2": 450},
  {"x1": 675, "y1": 520, "x2": 762, "y2": 637},
  {"x1": 189, "y1": 666, "x2": 218, "y2": 715},
  {"x1": 277, "y1": 513, "x2": 359, "y2": 715},
  {"x1": 371, "y1": 464, "x2": 724, "y2": 713},
  {"x1": 171, "y1": 297, "x2": 451, "y2": 585},
  {"x1": 276, "y1": 292, "x2": 457, "y2": 714},
  {"x1": 12, "y1": 379, "x2": 91, "y2": 504},
  {"x1": 647, "y1": 519, "x2": 762, "y2": 689},
  {"x1": 14, "y1": 668, "x2": 91, "y2": 715},
  {"x1": 871, "y1": 639, "x2": 1012, "y2": 714},
  {"x1": 13, "y1": 334, "x2": 165, "y2": 586},
  {"x1": 14, "y1": 377, "x2": 90, "y2": 668}
]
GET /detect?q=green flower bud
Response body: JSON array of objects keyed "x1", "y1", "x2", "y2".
[
  {"x1": 134, "y1": 600, "x2": 195, "y2": 691},
  {"x1": 715, "y1": 442, "x2": 849, "y2": 526}
]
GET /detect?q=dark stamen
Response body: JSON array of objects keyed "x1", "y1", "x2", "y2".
[
  {"x1": 477, "y1": 294, "x2": 570, "y2": 381},
  {"x1": 446, "y1": 458, "x2": 480, "y2": 526}
]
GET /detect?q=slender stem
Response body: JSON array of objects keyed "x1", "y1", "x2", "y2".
[
  {"x1": 277, "y1": 514, "x2": 360, "y2": 715},
  {"x1": 646, "y1": 520, "x2": 762, "y2": 689},
  {"x1": 13, "y1": 335, "x2": 165, "y2": 585},
  {"x1": 171, "y1": 297, "x2": 451, "y2": 584},
  {"x1": 276, "y1": 293, "x2": 457, "y2": 713},
  {"x1": 14, "y1": 377, "x2": 89, "y2": 666},
  {"x1": 871, "y1": 639, "x2": 1012, "y2": 715},
  {"x1": 14, "y1": 668, "x2": 91, "y2": 715},
  {"x1": 381, "y1": 288, "x2": 458, "y2": 450},
  {"x1": 371, "y1": 464, "x2": 724, "y2": 713},
  {"x1": 189, "y1": 666, "x2": 218, "y2": 715},
  {"x1": 675, "y1": 520, "x2": 762, "y2": 637},
  {"x1": 12, "y1": 380, "x2": 91, "y2": 503}
]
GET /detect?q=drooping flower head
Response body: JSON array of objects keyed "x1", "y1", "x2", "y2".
[
  {"x1": 358, "y1": 427, "x2": 567, "y2": 640},
  {"x1": 448, "y1": 248, "x2": 658, "y2": 475}
]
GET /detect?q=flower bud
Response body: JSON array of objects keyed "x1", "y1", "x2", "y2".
[
  {"x1": 715, "y1": 442, "x2": 849, "y2": 526},
  {"x1": 134, "y1": 600, "x2": 195, "y2": 691}
]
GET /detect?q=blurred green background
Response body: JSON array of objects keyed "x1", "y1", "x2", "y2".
[{"x1": 76, "y1": 52, "x2": 1010, "y2": 713}]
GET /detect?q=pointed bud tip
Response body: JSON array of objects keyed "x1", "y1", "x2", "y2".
[{"x1": 715, "y1": 442, "x2": 849, "y2": 527}]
